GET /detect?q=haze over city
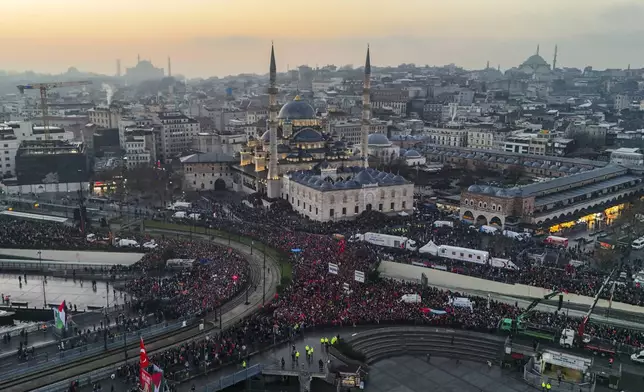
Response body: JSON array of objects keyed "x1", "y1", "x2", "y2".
[{"x1": 3, "y1": 0, "x2": 644, "y2": 77}]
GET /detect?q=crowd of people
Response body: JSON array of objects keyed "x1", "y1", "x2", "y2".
[{"x1": 4, "y1": 205, "x2": 644, "y2": 390}]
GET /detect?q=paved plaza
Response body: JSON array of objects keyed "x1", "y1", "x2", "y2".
[
  {"x1": 0, "y1": 274, "x2": 124, "y2": 310},
  {"x1": 365, "y1": 355, "x2": 532, "y2": 392}
]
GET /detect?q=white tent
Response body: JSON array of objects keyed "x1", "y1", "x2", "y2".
[{"x1": 419, "y1": 241, "x2": 439, "y2": 255}]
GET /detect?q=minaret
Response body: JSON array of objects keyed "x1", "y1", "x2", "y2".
[
  {"x1": 361, "y1": 45, "x2": 372, "y2": 168},
  {"x1": 536, "y1": 44, "x2": 540, "y2": 55},
  {"x1": 266, "y1": 43, "x2": 280, "y2": 198},
  {"x1": 168, "y1": 57, "x2": 172, "y2": 77},
  {"x1": 486, "y1": 61, "x2": 490, "y2": 69},
  {"x1": 552, "y1": 45, "x2": 558, "y2": 70},
  {"x1": 116, "y1": 59, "x2": 121, "y2": 77},
  {"x1": 137, "y1": 54, "x2": 140, "y2": 64}
]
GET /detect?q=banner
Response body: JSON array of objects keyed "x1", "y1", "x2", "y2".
[
  {"x1": 52, "y1": 301, "x2": 66, "y2": 329},
  {"x1": 328, "y1": 262, "x2": 339, "y2": 275},
  {"x1": 354, "y1": 270, "x2": 365, "y2": 283},
  {"x1": 140, "y1": 369, "x2": 153, "y2": 392}
]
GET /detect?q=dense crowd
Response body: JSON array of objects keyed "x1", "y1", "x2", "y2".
[{"x1": 4, "y1": 208, "x2": 644, "y2": 390}]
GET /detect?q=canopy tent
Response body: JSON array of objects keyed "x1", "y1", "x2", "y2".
[{"x1": 418, "y1": 241, "x2": 439, "y2": 255}]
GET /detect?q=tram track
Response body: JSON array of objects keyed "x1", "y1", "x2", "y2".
[{"x1": 1, "y1": 244, "x2": 276, "y2": 392}]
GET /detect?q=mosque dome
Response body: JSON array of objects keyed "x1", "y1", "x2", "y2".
[
  {"x1": 261, "y1": 130, "x2": 270, "y2": 143},
  {"x1": 468, "y1": 185, "x2": 482, "y2": 193},
  {"x1": 278, "y1": 96, "x2": 316, "y2": 120},
  {"x1": 404, "y1": 150, "x2": 421, "y2": 158},
  {"x1": 292, "y1": 128, "x2": 323, "y2": 143},
  {"x1": 367, "y1": 133, "x2": 391, "y2": 146},
  {"x1": 522, "y1": 54, "x2": 549, "y2": 67}
]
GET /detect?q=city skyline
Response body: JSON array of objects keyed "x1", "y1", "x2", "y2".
[{"x1": 2, "y1": 0, "x2": 644, "y2": 77}]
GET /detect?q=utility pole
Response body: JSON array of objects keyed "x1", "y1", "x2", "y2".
[{"x1": 263, "y1": 243, "x2": 266, "y2": 306}]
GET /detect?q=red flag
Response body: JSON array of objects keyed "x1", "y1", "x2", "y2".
[{"x1": 140, "y1": 337, "x2": 150, "y2": 368}]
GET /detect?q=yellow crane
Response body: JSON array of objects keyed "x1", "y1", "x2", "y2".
[{"x1": 17, "y1": 81, "x2": 93, "y2": 139}]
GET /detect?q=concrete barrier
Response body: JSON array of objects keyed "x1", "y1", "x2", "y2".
[{"x1": 379, "y1": 261, "x2": 644, "y2": 315}]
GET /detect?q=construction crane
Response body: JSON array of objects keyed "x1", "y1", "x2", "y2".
[{"x1": 17, "y1": 81, "x2": 93, "y2": 138}]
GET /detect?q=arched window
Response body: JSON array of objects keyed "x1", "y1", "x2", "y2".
[
  {"x1": 478, "y1": 201, "x2": 483, "y2": 208},
  {"x1": 343, "y1": 195, "x2": 348, "y2": 203},
  {"x1": 483, "y1": 202, "x2": 487, "y2": 209},
  {"x1": 498, "y1": 206, "x2": 502, "y2": 213},
  {"x1": 403, "y1": 188, "x2": 407, "y2": 197},
  {"x1": 329, "y1": 195, "x2": 335, "y2": 204}
]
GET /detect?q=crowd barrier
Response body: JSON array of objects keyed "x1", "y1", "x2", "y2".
[{"x1": 0, "y1": 316, "x2": 196, "y2": 381}]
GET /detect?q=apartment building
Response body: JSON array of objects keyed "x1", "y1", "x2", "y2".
[{"x1": 156, "y1": 111, "x2": 200, "y2": 159}]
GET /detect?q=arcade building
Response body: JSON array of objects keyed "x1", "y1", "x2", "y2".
[{"x1": 460, "y1": 165, "x2": 642, "y2": 233}]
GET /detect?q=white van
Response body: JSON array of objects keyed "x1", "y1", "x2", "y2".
[
  {"x1": 632, "y1": 237, "x2": 644, "y2": 250},
  {"x1": 631, "y1": 350, "x2": 644, "y2": 364}
]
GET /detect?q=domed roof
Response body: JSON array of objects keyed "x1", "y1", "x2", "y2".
[
  {"x1": 495, "y1": 189, "x2": 508, "y2": 197},
  {"x1": 532, "y1": 162, "x2": 541, "y2": 167},
  {"x1": 550, "y1": 165, "x2": 559, "y2": 170},
  {"x1": 292, "y1": 128, "x2": 323, "y2": 143},
  {"x1": 393, "y1": 175, "x2": 406, "y2": 184},
  {"x1": 522, "y1": 54, "x2": 549, "y2": 67},
  {"x1": 277, "y1": 144, "x2": 290, "y2": 153},
  {"x1": 540, "y1": 163, "x2": 550, "y2": 169},
  {"x1": 261, "y1": 130, "x2": 270, "y2": 142},
  {"x1": 367, "y1": 133, "x2": 391, "y2": 146},
  {"x1": 468, "y1": 185, "x2": 482, "y2": 193},
  {"x1": 404, "y1": 149, "x2": 421, "y2": 158},
  {"x1": 278, "y1": 96, "x2": 316, "y2": 120},
  {"x1": 569, "y1": 167, "x2": 580, "y2": 173},
  {"x1": 482, "y1": 186, "x2": 495, "y2": 194},
  {"x1": 355, "y1": 170, "x2": 375, "y2": 184},
  {"x1": 320, "y1": 182, "x2": 333, "y2": 190}
]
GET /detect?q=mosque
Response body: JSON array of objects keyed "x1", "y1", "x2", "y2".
[
  {"x1": 232, "y1": 45, "x2": 414, "y2": 221},
  {"x1": 507, "y1": 45, "x2": 557, "y2": 80}
]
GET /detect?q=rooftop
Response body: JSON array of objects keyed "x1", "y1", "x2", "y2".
[
  {"x1": 519, "y1": 165, "x2": 626, "y2": 197},
  {"x1": 180, "y1": 152, "x2": 236, "y2": 164},
  {"x1": 288, "y1": 166, "x2": 409, "y2": 191},
  {"x1": 534, "y1": 174, "x2": 641, "y2": 207}
]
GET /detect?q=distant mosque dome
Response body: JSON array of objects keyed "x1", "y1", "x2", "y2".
[
  {"x1": 278, "y1": 95, "x2": 316, "y2": 120},
  {"x1": 522, "y1": 54, "x2": 549, "y2": 67},
  {"x1": 367, "y1": 133, "x2": 391, "y2": 146}
]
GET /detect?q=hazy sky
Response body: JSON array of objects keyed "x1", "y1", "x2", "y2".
[{"x1": 2, "y1": 0, "x2": 644, "y2": 77}]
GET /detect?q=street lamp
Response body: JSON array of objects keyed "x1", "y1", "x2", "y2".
[{"x1": 38, "y1": 251, "x2": 46, "y2": 308}]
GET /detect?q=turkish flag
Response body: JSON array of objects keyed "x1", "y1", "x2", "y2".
[{"x1": 140, "y1": 337, "x2": 150, "y2": 368}]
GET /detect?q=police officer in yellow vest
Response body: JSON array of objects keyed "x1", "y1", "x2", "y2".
[
  {"x1": 541, "y1": 381, "x2": 546, "y2": 392},
  {"x1": 242, "y1": 360, "x2": 247, "y2": 369},
  {"x1": 546, "y1": 382, "x2": 551, "y2": 391}
]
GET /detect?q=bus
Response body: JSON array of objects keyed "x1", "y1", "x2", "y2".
[{"x1": 544, "y1": 235, "x2": 568, "y2": 248}]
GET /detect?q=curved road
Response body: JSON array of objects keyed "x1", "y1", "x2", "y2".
[{"x1": 3, "y1": 230, "x2": 281, "y2": 392}]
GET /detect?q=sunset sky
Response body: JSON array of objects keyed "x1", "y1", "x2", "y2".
[{"x1": 1, "y1": 0, "x2": 643, "y2": 77}]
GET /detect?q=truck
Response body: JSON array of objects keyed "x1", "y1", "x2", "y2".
[
  {"x1": 437, "y1": 245, "x2": 489, "y2": 265},
  {"x1": 499, "y1": 319, "x2": 557, "y2": 342},
  {"x1": 356, "y1": 232, "x2": 417, "y2": 251}
]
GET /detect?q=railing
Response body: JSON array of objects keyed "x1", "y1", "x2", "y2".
[
  {"x1": 196, "y1": 364, "x2": 263, "y2": 392},
  {"x1": 0, "y1": 316, "x2": 195, "y2": 381},
  {"x1": 31, "y1": 363, "x2": 121, "y2": 392}
]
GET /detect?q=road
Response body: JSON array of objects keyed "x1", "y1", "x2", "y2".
[{"x1": 0, "y1": 231, "x2": 281, "y2": 392}]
